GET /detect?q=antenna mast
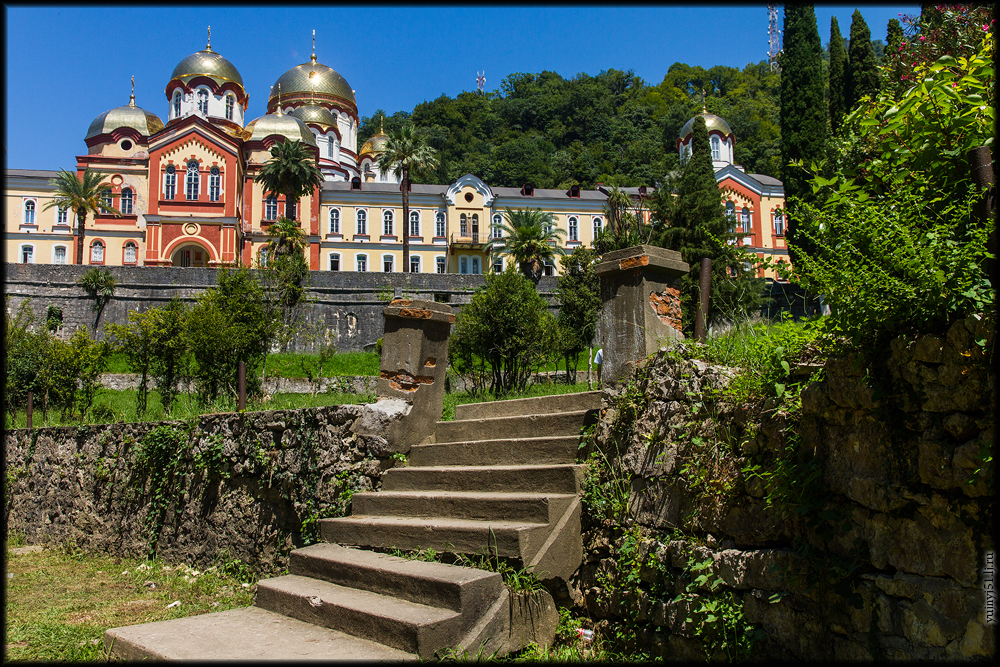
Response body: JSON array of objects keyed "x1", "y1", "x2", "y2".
[
  {"x1": 476, "y1": 70, "x2": 485, "y2": 94},
  {"x1": 767, "y1": 5, "x2": 782, "y2": 72}
]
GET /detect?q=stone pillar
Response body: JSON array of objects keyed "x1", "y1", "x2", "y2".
[
  {"x1": 351, "y1": 298, "x2": 454, "y2": 454},
  {"x1": 595, "y1": 245, "x2": 689, "y2": 385}
]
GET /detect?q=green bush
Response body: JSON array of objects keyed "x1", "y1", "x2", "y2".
[{"x1": 449, "y1": 269, "x2": 557, "y2": 396}]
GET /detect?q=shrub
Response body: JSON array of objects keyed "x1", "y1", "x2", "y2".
[{"x1": 449, "y1": 269, "x2": 557, "y2": 396}]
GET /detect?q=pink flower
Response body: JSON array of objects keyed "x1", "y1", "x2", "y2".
[
  {"x1": 952, "y1": 82, "x2": 958, "y2": 87},
  {"x1": 919, "y1": 35, "x2": 925, "y2": 41},
  {"x1": 984, "y1": 24, "x2": 989, "y2": 31}
]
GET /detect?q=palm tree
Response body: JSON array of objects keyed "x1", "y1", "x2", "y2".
[
  {"x1": 253, "y1": 140, "x2": 324, "y2": 221},
  {"x1": 264, "y1": 216, "x2": 309, "y2": 259},
  {"x1": 376, "y1": 123, "x2": 440, "y2": 272},
  {"x1": 43, "y1": 170, "x2": 120, "y2": 265},
  {"x1": 487, "y1": 208, "x2": 567, "y2": 284}
]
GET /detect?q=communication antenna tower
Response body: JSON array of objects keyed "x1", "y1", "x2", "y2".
[
  {"x1": 767, "y1": 5, "x2": 782, "y2": 72},
  {"x1": 477, "y1": 70, "x2": 485, "y2": 94}
]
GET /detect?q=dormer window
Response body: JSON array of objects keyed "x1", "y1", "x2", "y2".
[
  {"x1": 638, "y1": 185, "x2": 647, "y2": 195},
  {"x1": 568, "y1": 185, "x2": 580, "y2": 198},
  {"x1": 225, "y1": 95, "x2": 234, "y2": 121},
  {"x1": 521, "y1": 183, "x2": 534, "y2": 196},
  {"x1": 173, "y1": 91, "x2": 181, "y2": 118},
  {"x1": 197, "y1": 89, "x2": 209, "y2": 115}
]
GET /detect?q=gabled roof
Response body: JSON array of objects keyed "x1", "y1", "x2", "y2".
[
  {"x1": 5, "y1": 169, "x2": 62, "y2": 179},
  {"x1": 715, "y1": 165, "x2": 784, "y2": 197}
]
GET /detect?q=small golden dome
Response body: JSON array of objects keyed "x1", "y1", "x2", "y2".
[
  {"x1": 679, "y1": 111, "x2": 733, "y2": 139},
  {"x1": 288, "y1": 105, "x2": 338, "y2": 129},
  {"x1": 169, "y1": 49, "x2": 246, "y2": 93},
  {"x1": 359, "y1": 117, "x2": 389, "y2": 158},
  {"x1": 245, "y1": 113, "x2": 317, "y2": 146},
  {"x1": 86, "y1": 104, "x2": 164, "y2": 141},
  {"x1": 268, "y1": 60, "x2": 355, "y2": 110}
]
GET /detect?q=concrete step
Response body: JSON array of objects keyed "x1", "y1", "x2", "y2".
[
  {"x1": 288, "y1": 543, "x2": 502, "y2": 613},
  {"x1": 320, "y1": 515, "x2": 549, "y2": 560},
  {"x1": 255, "y1": 574, "x2": 459, "y2": 657},
  {"x1": 381, "y1": 464, "x2": 585, "y2": 494},
  {"x1": 350, "y1": 491, "x2": 577, "y2": 524},
  {"x1": 434, "y1": 410, "x2": 592, "y2": 444},
  {"x1": 454, "y1": 391, "x2": 601, "y2": 421},
  {"x1": 408, "y1": 435, "x2": 580, "y2": 467},
  {"x1": 104, "y1": 606, "x2": 416, "y2": 661}
]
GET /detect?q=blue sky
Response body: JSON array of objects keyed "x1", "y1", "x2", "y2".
[{"x1": 5, "y1": 5, "x2": 918, "y2": 170}]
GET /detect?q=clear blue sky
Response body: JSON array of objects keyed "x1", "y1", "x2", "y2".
[{"x1": 5, "y1": 5, "x2": 918, "y2": 170}]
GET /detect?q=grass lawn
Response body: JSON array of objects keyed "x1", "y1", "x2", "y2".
[
  {"x1": 441, "y1": 381, "x2": 596, "y2": 421},
  {"x1": 4, "y1": 542, "x2": 256, "y2": 662}
]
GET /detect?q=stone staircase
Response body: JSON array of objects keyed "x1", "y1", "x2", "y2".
[{"x1": 105, "y1": 391, "x2": 600, "y2": 661}]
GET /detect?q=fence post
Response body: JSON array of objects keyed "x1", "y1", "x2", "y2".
[
  {"x1": 238, "y1": 361, "x2": 246, "y2": 411},
  {"x1": 26, "y1": 391, "x2": 33, "y2": 430},
  {"x1": 694, "y1": 257, "x2": 712, "y2": 343}
]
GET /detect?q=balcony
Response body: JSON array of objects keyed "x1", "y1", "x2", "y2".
[{"x1": 450, "y1": 231, "x2": 487, "y2": 250}]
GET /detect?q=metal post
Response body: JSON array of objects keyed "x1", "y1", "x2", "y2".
[
  {"x1": 26, "y1": 391, "x2": 33, "y2": 430},
  {"x1": 238, "y1": 361, "x2": 246, "y2": 411},
  {"x1": 694, "y1": 258, "x2": 712, "y2": 343}
]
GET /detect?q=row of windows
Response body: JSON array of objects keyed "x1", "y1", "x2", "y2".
[
  {"x1": 18, "y1": 240, "x2": 137, "y2": 265},
  {"x1": 325, "y1": 253, "x2": 465, "y2": 275},
  {"x1": 172, "y1": 89, "x2": 237, "y2": 121},
  {"x1": 163, "y1": 163, "x2": 222, "y2": 201},
  {"x1": 723, "y1": 202, "x2": 786, "y2": 237}
]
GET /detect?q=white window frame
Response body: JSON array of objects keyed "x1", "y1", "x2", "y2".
[
  {"x1": 20, "y1": 244, "x2": 35, "y2": 264},
  {"x1": 357, "y1": 209, "x2": 368, "y2": 235},
  {"x1": 568, "y1": 215, "x2": 579, "y2": 242},
  {"x1": 435, "y1": 212, "x2": 446, "y2": 237},
  {"x1": 329, "y1": 252, "x2": 341, "y2": 271},
  {"x1": 57, "y1": 206, "x2": 69, "y2": 226},
  {"x1": 52, "y1": 245, "x2": 67, "y2": 264},
  {"x1": 197, "y1": 88, "x2": 209, "y2": 115},
  {"x1": 725, "y1": 202, "x2": 736, "y2": 233},
  {"x1": 23, "y1": 199, "x2": 36, "y2": 224},
  {"x1": 492, "y1": 256, "x2": 504, "y2": 274},
  {"x1": 123, "y1": 241, "x2": 138, "y2": 264},
  {"x1": 186, "y1": 160, "x2": 200, "y2": 200},
  {"x1": 492, "y1": 213, "x2": 503, "y2": 239},
  {"x1": 225, "y1": 94, "x2": 235, "y2": 121},
  {"x1": 383, "y1": 254, "x2": 394, "y2": 273},
  {"x1": 327, "y1": 137, "x2": 335, "y2": 158},
  {"x1": 120, "y1": 188, "x2": 134, "y2": 215},
  {"x1": 409, "y1": 210, "x2": 420, "y2": 238},
  {"x1": 356, "y1": 253, "x2": 368, "y2": 272},
  {"x1": 265, "y1": 196, "x2": 278, "y2": 221},
  {"x1": 173, "y1": 90, "x2": 182, "y2": 118},
  {"x1": 435, "y1": 256, "x2": 446, "y2": 274},
  {"x1": 209, "y1": 167, "x2": 221, "y2": 202},
  {"x1": 711, "y1": 136, "x2": 721, "y2": 161},
  {"x1": 329, "y1": 208, "x2": 341, "y2": 234},
  {"x1": 592, "y1": 216, "x2": 603, "y2": 239},
  {"x1": 460, "y1": 214, "x2": 467, "y2": 237},
  {"x1": 410, "y1": 255, "x2": 420, "y2": 273},
  {"x1": 90, "y1": 240, "x2": 105, "y2": 264},
  {"x1": 164, "y1": 165, "x2": 176, "y2": 199},
  {"x1": 383, "y1": 210, "x2": 394, "y2": 236},
  {"x1": 773, "y1": 212, "x2": 785, "y2": 237}
]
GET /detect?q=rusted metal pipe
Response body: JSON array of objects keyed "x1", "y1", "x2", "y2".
[
  {"x1": 238, "y1": 361, "x2": 246, "y2": 411},
  {"x1": 26, "y1": 391, "x2": 33, "y2": 430},
  {"x1": 694, "y1": 258, "x2": 712, "y2": 343}
]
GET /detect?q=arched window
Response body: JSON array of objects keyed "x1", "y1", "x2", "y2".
[
  {"x1": 209, "y1": 167, "x2": 221, "y2": 202},
  {"x1": 492, "y1": 213, "x2": 503, "y2": 239},
  {"x1": 410, "y1": 256, "x2": 420, "y2": 273},
  {"x1": 90, "y1": 240, "x2": 105, "y2": 264},
  {"x1": 460, "y1": 214, "x2": 467, "y2": 236},
  {"x1": 328, "y1": 137, "x2": 335, "y2": 158},
  {"x1": 460, "y1": 257, "x2": 468, "y2": 274},
  {"x1": 383, "y1": 210, "x2": 393, "y2": 236},
  {"x1": 435, "y1": 212, "x2": 446, "y2": 237},
  {"x1": 173, "y1": 91, "x2": 181, "y2": 118},
  {"x1": 593, "y1": 216, "x2": 603, "y2": 239},
  {"x1": 711, "y1": 136, "x2": 721, "y2": 161},
  {"x1": 23, "y1": 200, "x2": 35, "y2": 224},
  {"x1": 164, "y1": 165, "x2": 176, "y2": 199},
  {"x1": 100, "y1": 190, "x2": 113, "y2": 213},
  {"x1": 258, "y1": 247, "x2": 269, "y2": 267},
  {"x1": 471, "y1": 214, "x2": 479, "y2": 240},
  {"x1": 225, "y1": 95, "x2": 234, "y2": 120},
  {"x1": 741, "y1": 207, "x2": 751, "y2": 233},
  {"x1": 356, "y1": 254, "x2": 368, "y2": 272},
  {"x1": 383, "y1": 254, "x2": 394, "y2": 272},
  {"x1": 54, "y1": 246, "x2": 67, "y2": 264},
  {"x1": 123, "y1": 241, "x2": 137, "y2": 264},
  {"x1": 57, "y1": 207, "x2": 68, "y2": 225},
  {"x1": 329, "y1": 253, "x2": 341, "y2": 271},
  {"x1": 265, "y1": 196, "x2": 278, "y2": 220},
  {"x1": 197, "y1": 89, "x2": 209, "y2": 114},
  {"x1": 20, "y1": 245, "x2": 33, "y2": 264},
  {"x1": 356, "y1": 210, "x2": 367, "y2": 235},
  {"x1": 773, "y1": 212, "x2": 785, "y2": 237},
  {"x1": 121, "y1": 188, "x2": 134, "y2": 215},
  {"x1": 329, "y1": 208, "x2": 340, "y2": 234},
  {"x1": 409, "y1": 210, "x2": 420, "y2": 237},
  {"x1": 186, "y1": 160, "x2": 200, "y2": 200},
  {"x1": 568, "y1": 216, "x2": 579, "y2": 241},
  {"x1": 725, "y1": 202, "x2": 736, "y2": 233}
]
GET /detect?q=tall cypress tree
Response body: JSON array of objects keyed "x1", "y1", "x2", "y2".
[
  {"x1": 828, "y1": 17, "x2": 848, "y2": 133},
  {"x1": 652, "y1": 116, "x2": 763, "y2": 331},
  {"x1": 886, "y1": 18, "x2": 904, "y2": 51},
  {"x1": 780, "y1": 5, "x2": 826, "y2": 263},
  {"x1": 847, "y1": 10, "x2": 880, "y2": 108}
]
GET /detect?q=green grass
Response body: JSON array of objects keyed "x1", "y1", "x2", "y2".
[
  {"x1": 5, "y1": 388, "x2": 374, "y2": 429},
  {"x1": 264, "y1": 351, "x2": 380, "y2": 378},
  {"x1": 4, "y1": 544, "x2": 255, "y2": 662},
  {"x1": 441, "y1": 381, "x2": 595, "y2": 421}
]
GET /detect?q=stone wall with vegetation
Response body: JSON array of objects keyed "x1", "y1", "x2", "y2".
[
  {"x1": 574, "y1": 314, "x2": 994, "y2": 660},
  {"x1": 4, "y1": 404, "x2": 400, "y2": 575}
]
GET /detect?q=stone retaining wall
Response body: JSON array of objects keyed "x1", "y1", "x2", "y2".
[{"x1": 575, "y1": 314, "x2": 994, "y2": 660}]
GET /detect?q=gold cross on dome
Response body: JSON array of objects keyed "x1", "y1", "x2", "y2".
[
  {"x1": 206, "y1": 26, "x2": 212, "y2": 51},
  {"x1": 129, "y1": 75, "x2": 136, "y2": 107}
]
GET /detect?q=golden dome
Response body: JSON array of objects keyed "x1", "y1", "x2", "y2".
[
  {"x1": 679, "y1": 111, "x2": 733, "y2": 139},
  {"x1": 288, "y1": 105, "x2": 338, "y2": 129},
  {"x1": 268, "y1": 59, "x2": 355, "y2": 110},
  {"x1": 86, "y1": 102, "x2": 164, "y2": 141},
  {"x1": 245, "y1": 112, "x2": 317, "y2": 146},
  {"x1": 169, "y1": 48, "x2": 245, "y2": 93},
  {"x1": 359, "y1": 117, "x2": 389, "y2": 157}
]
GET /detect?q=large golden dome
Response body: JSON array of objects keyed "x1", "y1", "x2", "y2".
[
  {"x1": 288, "y1": 105, "x2": 338, "y2": 129},
  {"x1": 245, "y1": 111, "x2": 317, "y2": 146},
  {"x1": 169, "y1": 48, "x2": 245, "y2": 93},
  {"x1": 86, "y1": 99, "x2": 164, "y2": 140},
  {"x1": 680, "y1": 110, "x2": 733, "y2": 139},
  {"x1": 268, "y1": 57, "x2": 355, "y2": 110}
]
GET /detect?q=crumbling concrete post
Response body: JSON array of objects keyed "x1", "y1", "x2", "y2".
[
  {"x1": 350, "y1": 298, "x2": 454, "y2": 454},
  {"x1": 595, "y1": 245, "x2": 689, "y2": 385}
]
